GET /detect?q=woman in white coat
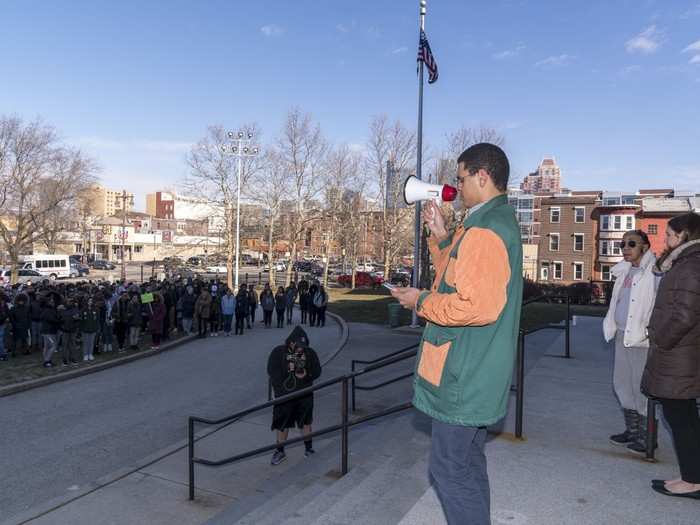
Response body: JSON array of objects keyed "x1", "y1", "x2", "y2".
[{"x1": 603, "y1": 229, "x2": 658, "y2": 455}]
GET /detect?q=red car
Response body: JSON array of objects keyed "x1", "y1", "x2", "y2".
[{"x1": 337, "y1": 271, "x2": 384, "y2": 288}]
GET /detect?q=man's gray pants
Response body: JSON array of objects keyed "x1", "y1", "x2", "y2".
[
  {"x1": 429, "y1": 419, "x2": 490, "y2": 525},
  {"x1": 613, "y1": 331, "x2": 649, "y2": 416}
]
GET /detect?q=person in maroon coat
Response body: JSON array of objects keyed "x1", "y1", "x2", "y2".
[
  {"x1": 642, "y1": 213, "x2": 700, "y2": 499},
  {"x1": 148, "y1": 293, "x2": 166, "y2": 350}
]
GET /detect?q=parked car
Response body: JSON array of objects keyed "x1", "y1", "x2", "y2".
[
  {"x1": 187, "y1": 256, "x2": 203, "y2": 267},
  {"x1": 390, "y1": 272, "x2": 412, "y2": 287},
  {"x1": 355, "y1": 263, "x2": 375, "y2": 272},
  {"x1": 205, "y1": 264, "x2": 228, "y2": 274},
  {"x1": 0, "y1": 268, "x2": 43, "y2": 284},
  {"x1": 263, "y1": 262, "x2": 286, "y2": 272},
  {"x1": 91, "y1": 259, "x2": 116, "y2": 270},
  {"x1": 337, "y1": 271, "x2": 384, "y2": 288},
  {"x1": 70, "y1": 263, "x2": 90, "y2": 277}
]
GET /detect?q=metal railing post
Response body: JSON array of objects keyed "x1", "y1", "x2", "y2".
[
  {"x1": 268, "y1": 379, "x2": 272, "y2": 402},
  {"x1": 351, "y1": 361, "x2": 356, "y2": 412},
  {"x1": 140, "y1": 264, "x2": 144, "y2": 283},
  {"x1": 188, "y1": 417, "x2": 195, "y2": 500},
  {"x1": 341, "y1": 377, "x2": 349, "y2": 475},
  {"x1": 515, "y1": 329, "x2": 525, "y2": 439},
  {"x1": 565, "y1": 295, "x2": 571, "y2": 358},
  {"x1": 646, "y1": 398, "x2": 658, "y2": 462}
]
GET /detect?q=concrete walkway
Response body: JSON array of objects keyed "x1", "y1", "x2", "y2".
[{"x1": 0, "y1": 309, "x2": 347, "y2": 525}]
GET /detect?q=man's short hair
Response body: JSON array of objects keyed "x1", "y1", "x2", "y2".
[{"x1": 457, "y1": 143, "x2": 509, "y2": 192}]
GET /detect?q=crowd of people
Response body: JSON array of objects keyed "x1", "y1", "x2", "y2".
[{"x1": 0, "y1": 274, "x2": 330, "y2": 369}]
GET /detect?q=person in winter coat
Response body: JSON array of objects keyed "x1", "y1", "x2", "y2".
[
  {"x1": 641, "y1": 213, "x2": 700, "y2": 499},
  {"x1": 10, "y1": 294, "x2": 31, "y2": 356},
  {"x1": 29, "y1": 292, "x2": 42, "y2": 354},
  {"x1": 148, "y1": 293, "x2": 166, "y2": 349},
  {"x1": 221, "y1": 289, "x2": 236, "y2": 336},
  {"x1": 307, "y1": 282, "x2": 319, "y2": 327},
  {"x1": 0, "y1": 295, "x2": 8, "y2": 361},
  {"x1": 80, "y1": 296, "x2": 100, "y2": 362},
  {"x1": 235, "y1": 284, "x2": 249, "y2": 335},
  {"x1": 260, "y1": 284, "x2": 275, "y2": 328},
  {"x1": 209, "y1": 289, "x2": 221, "y2": 337},
  {"x1": 40, "y1": 296, "x2": 61, "y2": 368},
  {"x1": 181, "y1": 286, "x2": 196, "y2": 335},
  {"x1": 312, "y1": 285, "x2": 328, "y2": 327},
  {"x1": 112, "y1": 292, "x2": 130, "y2": 352},
  {"x1": 101, "y1": 290, "x2": 115, "y2": 353},
  {"x1": 127, "y1": 294, "x2": 142, "y2": 350},
  {"x1": 267, "y1": 326, "x2": 322, "y2": 465},
  {"x1": 194, "y1": 290, "x2": 212, "y2": 338},
  {"x1": 274, "y1": 286, "x2": 286, "y2": 329},
  {"x1": 298, "y1": 287, "x2": 310, "y2": 325},
  {"x1": 59, "y1": 297, "x2": 81, "y2": 365},
  {"x1": 285, "y1": 283, "x2": 298, "y2": 325},
  {"x1": 247, "y1": 285, "x2": 258, "y2": 329},
  {"x1": 602, "y1": 230, "x2": 659, "y2": 455}
]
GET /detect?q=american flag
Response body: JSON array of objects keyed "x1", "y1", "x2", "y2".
[{"x1": 417, "y1": 29, "x2": 438, "y2": 84}]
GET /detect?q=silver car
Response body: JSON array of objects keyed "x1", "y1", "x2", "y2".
[{"x1": 0, "y1": 268, "x2": 43, "y2": 284}]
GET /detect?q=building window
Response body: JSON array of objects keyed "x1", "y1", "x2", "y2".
[
  {"x1": 540, "y1": 266, "x2": 549, "y2": 281},
  {"x1": 574, "y1": 233, "x2": 584, "y2": 252},
  {"x1": 574, "y1": 207, "x2": 585, "y2": 223},
  {"x1": 600, "y1": 241, "x2": 609, "y2": 256},
  {"x1": 553, "y1": 261, "x2": 563, "y2": 280},
  {"x1": 648, "y1": 224, "x2": 658, "y2": 235},
  {"x1": 601, "y1": 215, "x2": 610, "y2": 231},
  {"x1": 626, "y1": 216, "x2": 634, "y2": 230},
  {"x1": 614, "y1": 215, "x2": 622, "y2": 230},
  {"x1": 612, "y1": 241, "x2": 622, "y2": 255},
  {"x1": 550, "y1": 207, "x2": 560, "y2": 223},
  {"x1": 549, "y1": 233, "x2": 560, "y2": 251},
  {"x1": 601, "y1": 264, "x2": 612, "y2": 281},
  {"x1": 573, "y1": 262, "x2": 583, "y2": 281},
  {"x1": 134, "y1": 245, "x2": 143, "y2": 253}
]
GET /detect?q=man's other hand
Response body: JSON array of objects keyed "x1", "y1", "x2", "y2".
[
  {"x1": 422, "y1": 200, "x2": 448, "y2": 241},
  {"x1": 390, "y1": 287, "x2": 421, "y2": 311}
]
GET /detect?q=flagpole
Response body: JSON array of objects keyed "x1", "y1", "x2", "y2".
[{"x1": 411, "y1": 0, "x2": 426, "y2": 328}]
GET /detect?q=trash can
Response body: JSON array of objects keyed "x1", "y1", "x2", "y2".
[{"x1": 387, "y1": 302, "x2": 402, "y2": 328}]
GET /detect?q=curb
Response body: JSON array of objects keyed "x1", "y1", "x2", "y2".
[
  {"x1": 3, "y1": 312, "x2": 351, "y2": 525},
  {"x1": 0, "y1": 334, "x2": 197, "y2": 399}
]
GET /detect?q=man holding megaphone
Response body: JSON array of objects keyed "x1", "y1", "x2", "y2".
[{"x1": 391, "y1": 143, "x2": 523, "y2": 525}]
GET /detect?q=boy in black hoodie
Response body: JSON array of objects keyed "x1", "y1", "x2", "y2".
[{"x1": 267, "y1": 326, "x2": 321, "y2": 465}]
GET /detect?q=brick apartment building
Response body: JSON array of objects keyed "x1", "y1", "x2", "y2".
[{"x1": 538, "y1": 192, "x2": 599, "y2": 283}]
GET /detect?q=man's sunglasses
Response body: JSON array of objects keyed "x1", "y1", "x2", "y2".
[{"x1": 620, "y1": 241, "x2": 638, "y2": 248}]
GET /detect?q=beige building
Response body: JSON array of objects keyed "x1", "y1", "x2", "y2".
[
  {"x1": 85, "y1": 185, "x2": 134, "y2": 217},
  {"x1": 521, "y1": 158, "x2": 562, "y2": 194}
]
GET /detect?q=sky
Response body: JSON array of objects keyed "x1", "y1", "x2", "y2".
[{"x1": 2, "y1": 0, "x2": 699, "y2": 210}]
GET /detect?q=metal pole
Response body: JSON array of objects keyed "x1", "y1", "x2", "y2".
[
  {"x1": 235, "y1": 149, "x2": 242, "y2": 290},
  {"x1": 341, "y1": 377, "x2": 349, "y2": 475},
  {"x1": 515, "y1": 329, "x2": 525, "y2": 439},
  {"x1": 121, "y1": 190, "x2": 127, "y2": 282},
  {"x1": 188, "y1": 417, "x2": 195, "y2": 500},
  {"x1": 565, "y1": 295, "x2": 571, "y2": 358},
  {"x1": 411, "y1": 0, "x2": 427, "y2": 328},
  {"x1": 351, "y1": 362, "x2": 356, "y2": 412}
]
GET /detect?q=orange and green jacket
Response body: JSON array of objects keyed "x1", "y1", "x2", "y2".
[{"x1": 413, "y1": 194, "x2": 523, "y2": 427}]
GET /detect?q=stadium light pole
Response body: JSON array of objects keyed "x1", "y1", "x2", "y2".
[{"x1": 221, "y1": 132, "x2": 259, "y2": 290}]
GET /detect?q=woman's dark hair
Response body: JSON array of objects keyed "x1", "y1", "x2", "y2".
[
  {"x1": 668, "y1": 212, "x2": 700, "y2": 243},
  {"x1": 623, "y1": 229, "x2": 650, "y2": 247}
]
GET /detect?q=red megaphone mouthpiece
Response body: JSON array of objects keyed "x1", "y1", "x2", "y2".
[{"x1": 441, "y1": 185, "x2": 458, "y2": 202}]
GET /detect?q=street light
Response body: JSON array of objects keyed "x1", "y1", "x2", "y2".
[{"x1": 220, "y1": 131, "x2": 259, "y2": 290}]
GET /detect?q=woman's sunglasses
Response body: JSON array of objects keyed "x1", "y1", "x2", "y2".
[{"x1": 620, "y1": 241, "x2": 638, "y2": 248}]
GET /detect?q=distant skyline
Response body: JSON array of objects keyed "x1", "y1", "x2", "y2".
[{"x1": 2, "y1": 0, "x2": 699, "y2": 210}]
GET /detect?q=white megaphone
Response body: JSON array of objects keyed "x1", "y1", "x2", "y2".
[{"x1": 403, "y1": 175, "x2": 458, "y2": 205}]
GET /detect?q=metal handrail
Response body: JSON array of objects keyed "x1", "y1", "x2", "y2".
[
  {"x1": 351, "y1": 345, "x2": 418, "y2": 411},
  {"x1": 351, "y1": 343, "x2": 419, "y2": 366},
  {"x1": 188, "y1": 347, "x2": 424, "y2": 500}
]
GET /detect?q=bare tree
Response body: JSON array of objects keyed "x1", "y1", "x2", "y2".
[
  {"x1": 0, "y1": 116, "x2": 97, "y2": 282},
  {"x1": 319, "y1": 144, "x2": 364, "y2": 287},
  {"x1": 276, "y1": 108, "x2": 328, "y2": 287},
  {"x1": 445, "y1": 125, "x2": 505, "y2": 160},
  {"x1": 247, "y1": 148, "x2": 290, "y2": 288},
  {"x1": 183, "y1": 124, "x2": 262, "y2": 289},
  {"x1": 366, "y1": 115, "x2": 417, "y2": 278}
]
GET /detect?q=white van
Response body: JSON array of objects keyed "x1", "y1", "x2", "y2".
[{"x1": 21, "y1": 254, "x2": 72, "y2": 280}]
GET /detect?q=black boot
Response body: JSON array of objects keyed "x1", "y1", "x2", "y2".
[
  {"x1": 627, "y1": 414, "x2": 656, "y2": 456},
  {"x1": 610, "y1": 409, "x2": 638, "y2": 445}
]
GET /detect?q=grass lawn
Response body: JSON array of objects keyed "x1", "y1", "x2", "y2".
[{"x1": 327, "y1": 286, "x2": 607, "y2": 330}]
